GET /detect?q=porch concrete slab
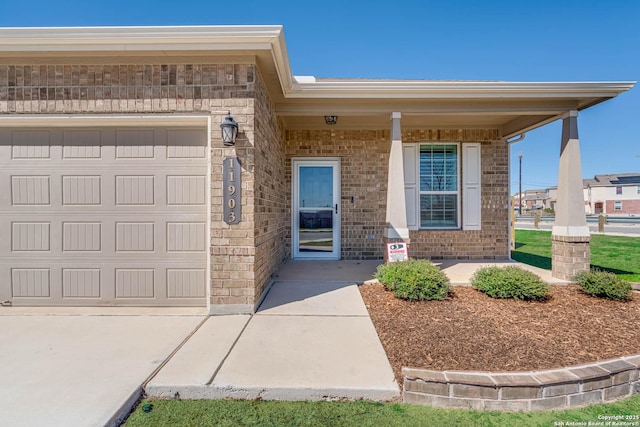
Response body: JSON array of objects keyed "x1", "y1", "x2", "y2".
[
  {"x1": 210, "y1": 314, "x2": 400, "y2": 401},
  {"x1": 435, "y1": 260, "x2": 570, "y2": 285},
  {"x1": 274, "y1": 260, "x2": 380, "y2": 282},
  {"x1": 0, "y1": 314, "x2": 204, "y2": 427},
  {"x1": 146, "y1": 315, "x2": 250, "y2": 397},
  {"x1": 257, "y1": 281, "x2": 369, "y2": 316}
]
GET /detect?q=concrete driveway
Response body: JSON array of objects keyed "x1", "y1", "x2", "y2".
[{"x1": 0, "y1": 309, "x2": 205, "y2": 427}]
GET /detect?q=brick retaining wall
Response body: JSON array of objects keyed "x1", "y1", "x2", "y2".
[{"x1": 403, "y1": 355, "x2": 640, "y2": 411}]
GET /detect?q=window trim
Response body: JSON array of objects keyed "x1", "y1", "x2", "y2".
[
  {"x1": 417, "y1": 142, "x2": 461, "y2": 230},
  {"x1": 614, "y1": 201, "x2": 622, "y2": 211}
]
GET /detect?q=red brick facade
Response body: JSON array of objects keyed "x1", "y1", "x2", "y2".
[{"x1": 606, "y1": 199, "x2": 640, "y2": 215}]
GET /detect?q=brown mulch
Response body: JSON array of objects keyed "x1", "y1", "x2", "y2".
[{"x1": 359, "y1": 284, "x2": 640, "y2": 384}]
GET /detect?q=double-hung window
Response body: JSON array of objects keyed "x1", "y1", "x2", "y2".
[
  {"x1": 419, "y1": 144, "x2": 459, "y2": 228},
  {"x1": 404, "y1": 142, "x2": 481, "y2": 231}
]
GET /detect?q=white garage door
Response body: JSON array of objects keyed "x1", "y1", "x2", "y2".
[{"x1": 0, "y1": 127, "x2": 208, "y2": 307}]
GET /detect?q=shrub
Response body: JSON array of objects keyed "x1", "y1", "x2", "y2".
[
  {"x1": 471, "y1": 265, "x2": 549, "y2": 301},
  {"x1": 574, "y1": 269, "x2": 633, "y2": 301},
  {"x1": 374, "y1": 259, "x2": 451, "y2": 301}
]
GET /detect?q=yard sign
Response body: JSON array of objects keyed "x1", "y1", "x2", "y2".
[{"x1": 387, "y1": 242, "x2": 409, "y2": 262}]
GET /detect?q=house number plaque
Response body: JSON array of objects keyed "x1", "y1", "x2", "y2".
[{"x1": 223, "y1": 156, "x2": 241, "y2": 224}]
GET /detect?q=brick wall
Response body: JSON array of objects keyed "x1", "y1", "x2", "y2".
[
  {"x1": 0, "y1": 64, "x2": 255, "y2": 113},
  {"x1": 406, "y1": 136, "x2": 509, "y2": 259},
  {"x1": 0, "y1": 63, "x2": 261, "y2": 312},
  {"x1": 252, "y1": 72, "x2": 288, "y2": 302},
  {"x1": 284, "y1": 130, "x2": 389, "y2": 259},
  {"x1": 606, "y1": 199, "x2": 640, "y2": 215},
  {"x1": 284, "y1": 129, "x2": 509, "y2": 260}
]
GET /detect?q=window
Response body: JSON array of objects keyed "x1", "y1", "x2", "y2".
[
  {"x1": 637, "y1": 185, "x2": 640, "y2": 194},
  {"x1": 614, "y1": 201, "x2": 622, "y2": 210},
  {"x1": 419, "y1": 144, "x2": 459, "y2": 228},
  {"x1": 404, "y1": 142, "x2": 480, "y2": 231},
  {"x1": 616, "y1": 186, "x2": 622, "y2": 195}
]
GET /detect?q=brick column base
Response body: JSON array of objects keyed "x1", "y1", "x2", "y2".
[
  {"x1": 383, "y1": 237, "x2": 411, "y2": 262},
  {"x1": 551, "y1": 234, "x2": 590, "y2": 281}
]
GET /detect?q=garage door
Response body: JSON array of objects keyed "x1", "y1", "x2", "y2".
[{"x1": 0, "y1": 127, "x2": 208, "y2": 307}]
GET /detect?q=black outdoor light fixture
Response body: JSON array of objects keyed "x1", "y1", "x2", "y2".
[
  {"x1": 220, "y1": 111, "x2": 239, "y2": 146},
  {"x1": 324, "y1": 115, "x2": 338, "y2": 125}
]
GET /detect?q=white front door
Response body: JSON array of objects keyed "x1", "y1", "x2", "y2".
[{"x1": 292, "y1": 158, "x2": 340, "y2": 260}]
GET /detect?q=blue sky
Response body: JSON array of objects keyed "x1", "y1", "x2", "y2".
[{"x1": 2, "y1": 0, "x2": 638, "y2": 193}]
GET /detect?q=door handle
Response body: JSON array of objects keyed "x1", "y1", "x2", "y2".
[{"x1": 335, "y1": 203, "x2": 338, "y2": 214}]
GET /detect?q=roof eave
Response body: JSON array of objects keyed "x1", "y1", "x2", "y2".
[
  {"x1": 286, "y1": 81, "x2": 636, "y2": 100},
  {"x1": 0, "y1": 26, "x2": 634, "y2": 105}
]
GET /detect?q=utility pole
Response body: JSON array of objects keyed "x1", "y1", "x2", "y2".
[{"x1": 518, "y1": 153, "x2": 523, "y2": 214}]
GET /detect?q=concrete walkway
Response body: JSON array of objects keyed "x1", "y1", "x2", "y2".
[
  {"x1": 146, "y1": 258, "x2": 567, "y2": 402},
  {"x1": 147, "y1": 260, "x2": 400, "y2": 401},
  {"x1": 0, "y1": 310, "x2": 205, "y2": 427},
  {"x1": 436, "y1": 259, "x2": 569, "y2": 285},
  {"x1": 0, "y1": 258, "x2": 570, "y2": 426}
]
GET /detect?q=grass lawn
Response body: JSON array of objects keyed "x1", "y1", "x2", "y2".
[
  {"x1": 125, "y1": 395, "x2": 640, "y2": 426},
  {"x1": 512, "y1": 230, "x2": 640, "y2": 282}
]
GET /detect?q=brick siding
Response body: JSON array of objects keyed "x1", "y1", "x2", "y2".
[
  {"x1": 1, "y1": 62, "x2": 514, "y2": 310},
  {"x1": 0, "y1": 63, "x2": 262, "y2": 311},
  {"x1": 285, "y1": 130, "x2": 391, "y2": 259},
  {"x1": 284, "y1": 129, "x2": 508, "y2": 260},
  {"x1": 252, "y1": 72, "x2": 288, "y2": 301},
  {"x1": 606, "y1": 199, "x2": 640, "y2": 215}
]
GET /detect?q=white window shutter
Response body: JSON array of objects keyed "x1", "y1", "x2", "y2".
[
  {"x1": 403, "y1": 143, "x2": 419, "y2": 230},
  {"x1": 462, "y1": 143, "x2": 482, "y2": 230}
]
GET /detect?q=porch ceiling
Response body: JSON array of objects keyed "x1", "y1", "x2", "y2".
[{"x1": 274, "y1": 88, "x2": 633, "y2": 138}]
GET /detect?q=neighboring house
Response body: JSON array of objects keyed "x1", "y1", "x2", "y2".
[
  {"x1": 511, "y1": 189, "x2": 547, "y2": 212},
  {"x1": 0, "y1": 26, "x2": 633, "y2": 313},
  {"x1": 547, "y1": 173, "x2": 640, "y2": 215},
  {"x1": 586, "y1": 174, "x2": 640, "y2": 215},
  {"x1": 545, "y1": 186, "x2": 590, "y2": 213},
  {"x1": 523, "y1": 189, "x2": 547, "y2": 211}
]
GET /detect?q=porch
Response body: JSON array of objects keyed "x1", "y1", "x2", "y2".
[{"x1": 271, "y1": 259, "x2": 568, "y2": 286}]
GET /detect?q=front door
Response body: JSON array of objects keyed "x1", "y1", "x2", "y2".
[{"x1": 292, "y1": 159, "x2": 340, "y2": 260}]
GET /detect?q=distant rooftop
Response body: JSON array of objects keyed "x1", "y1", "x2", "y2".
[{"x1": 589, "y1": 173, "x2": 640, "y2": 186}]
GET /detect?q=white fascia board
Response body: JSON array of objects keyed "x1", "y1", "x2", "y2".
[
  {"x1": 286, "y1": 81, "x2": 636, "y2": 99},
  {"x1": 0, "y1": 25, "x2": 284, "y2": 50}
]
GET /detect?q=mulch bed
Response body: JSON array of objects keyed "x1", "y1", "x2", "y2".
[{"x1": 359, "y1": 284, "x2": 640, "y2": 385}]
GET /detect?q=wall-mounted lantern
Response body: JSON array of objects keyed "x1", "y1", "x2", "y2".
[{"x1": 220, "y1": 111, "x2": 239, "y2": 146}]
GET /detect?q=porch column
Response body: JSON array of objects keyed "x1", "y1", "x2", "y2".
[
  {"x1": 384, "y1": 112, "x2": 409, "y2": 259},
  {"x1": 551, "y1": 110, "x2": 590, "y2": 280}
]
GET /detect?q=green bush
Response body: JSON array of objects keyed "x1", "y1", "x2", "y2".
[
  {"x1": 471, "y1": 265, "x2": 549, "y2": 301},
  {"x1": 374, "y1": 259, "x2": 451, "y2": 301},
  {"x1": 574, "y1": 269, "x2": 633, "y2": 301}
]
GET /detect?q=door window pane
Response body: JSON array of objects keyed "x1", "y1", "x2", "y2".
[
  {"x1": 297, "y1": 165, "x2": 334, "y2": 253},
  {"x1": 299, "y1": 167, "x2": 333, "y2": 208},
  {"x1": 298, "y1": 210, "x2": 333, "y2": 253}
]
